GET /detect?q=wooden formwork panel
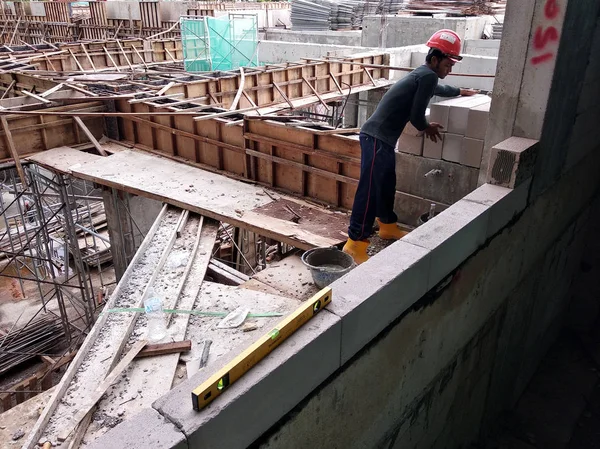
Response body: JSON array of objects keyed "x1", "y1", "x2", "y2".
[
  {"x1": 44, "y1": 2, "x2": 71, "y2": 23},
  {"x1": 0, "y1": 102, "x2": 106, "y2": 162},
  {"x1": 89, "y1": 1, "x2": 108, "y2": 26},
  {"x1": 115, "y1": 106, "x2": 362, "y2": 209},
  {"x1": 139, "y1": 1, "x2": 161, "y2": 30}
]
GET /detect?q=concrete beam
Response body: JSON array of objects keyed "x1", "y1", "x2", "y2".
[{"x1": 86, "y1": 408, "x2": 187, "y2": 449}]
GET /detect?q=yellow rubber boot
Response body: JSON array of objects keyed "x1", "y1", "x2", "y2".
[
  {"x1": 377, "y1": 218, "x2": 408, "y2": 240},
  {"x1": 342, "y1": 238, "x2": 370, "y2": 265}
]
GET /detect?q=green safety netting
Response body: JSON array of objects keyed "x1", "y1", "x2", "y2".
[{"x1": 180, "y1": 14, "x2": 259, "y2": 72}]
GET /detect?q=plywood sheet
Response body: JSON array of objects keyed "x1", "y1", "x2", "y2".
[{"x1": 64, "y1": 149, "x2": 347, "y2": 249}]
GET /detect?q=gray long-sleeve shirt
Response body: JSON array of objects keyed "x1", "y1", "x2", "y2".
[{"x1": 360, "y1": 65, "x2": 460, "y2": 147}]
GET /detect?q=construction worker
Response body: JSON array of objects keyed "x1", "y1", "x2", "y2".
[{"x1": 343, "y1": 29, "x2": 478, "y2": 264}]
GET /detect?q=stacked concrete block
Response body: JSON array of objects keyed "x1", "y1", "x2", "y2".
[
  {"x1": 396, "y1": 109, "x2": 428, "y2": 156},
  {"x1": 424, "y1": 95, "x2": 491, "y2": 168}
]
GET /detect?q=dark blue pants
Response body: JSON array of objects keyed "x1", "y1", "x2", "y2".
[{"x1": 348, "y1": 133, "x2": 398, "y2": 241}]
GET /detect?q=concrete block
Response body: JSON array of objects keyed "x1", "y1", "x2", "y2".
[
  {"x1": 86, "y1": 408, "x2": 187, "y2": 449},
  {"x1": 397, "y1": 134, "x2": 424, "y2": 156},
  {"x1": 403, "y1": 199, "x2": 490, "y2": 290},
  {"x1": 466, "y1": 102, "x2": 491, "y2": 140},
  {"x1": 461, "y1": 137, "x2": 484, "y2": 168},
  {"x1": 423, "y1": 133, "x2": 444, "y2": 159},
  {"x1": 330, "y1": 241, "x2": 431, "y2": 364},
  {"x1": 488, "y1": 137, "x2": 539, "y2": 188},
  {"x1": 447, "y1": 95, "x2": 491, "y2": 135},
  {"x1": 442, "y1": 133, "x2": 463, "y2": 163},
  {"x1": 463, "y1": 39, "x2": 501, "y2": 57},
  {"x1": 463, "y1": 181, "x2": 531, "y2": 238},
  {"x1": 430, "y1": 97, "x2": 466, "y2": 130},
  {"x1": 154, "y1": 310, "x2": 341, "y2": 449},
  {"x1": 395, "y1": 151, "x2": 479, "y2": 205},
  {"x1": 403, "y1": 120, "x2": 424, "y2": 137}
]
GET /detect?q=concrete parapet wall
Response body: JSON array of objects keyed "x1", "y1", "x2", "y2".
[
  {"x1": 361, "y1": 15, "x2": 491, "y2": 48},
  {"x1": 264, "y1": 29, "x2": 362, "y2": 46}
]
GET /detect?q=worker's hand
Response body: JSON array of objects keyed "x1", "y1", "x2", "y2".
[
  {"x1": 460, "y1": 88, "x2": 479, "y2": 96},
  {"x1": 424, "y1": 123, "x2": 444, "y2": 143}
]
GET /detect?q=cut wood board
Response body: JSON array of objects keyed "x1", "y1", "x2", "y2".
[{"x1": 65, "y1": 149, "x2": 347, "y2": 249}]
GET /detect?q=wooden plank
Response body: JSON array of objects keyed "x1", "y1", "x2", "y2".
[
  {"x1": 68, "y1": 149, "x2": 347, "y2": 249},
  {"x1": 39, "y1": 83, "x2": 64, "y2": 98},
  {"x1": 135, "y1": 340, "x2": 192, "y2": 358},
  {"x1": 0, "y1": 115, "x2": 27, "y2": 184},
  {"x1": 21, "y1": 89, "x2": 52, "y2": 104},
  {"x1": 73, "y1": 117, "x2": 108, "y2": 156},
  {"x1": 57, "y1": 340, "x2": 148, "y2": 442}
]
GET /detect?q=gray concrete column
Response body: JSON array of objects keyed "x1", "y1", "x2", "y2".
[{"x1": 102, "y1": 187, "x2": 162, "y2": 281}]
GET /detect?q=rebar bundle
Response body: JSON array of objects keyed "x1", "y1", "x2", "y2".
[{"x1": 0, "y1": 315, "x2": 65, "y2": 375}]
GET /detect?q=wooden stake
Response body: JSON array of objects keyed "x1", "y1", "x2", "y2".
[
  {"x1": 80, "y1": 43, "x2": 97, "y2": 72},
  {"x1": 21, "y1": 90, "x2": 51, "y2": 104},
  {"x1": 0, "y1": 115, "x2": 27, "y2": 186},
  {"x1": 156, "y1": 81, "x2": 175, "y2": 96},
  {"x1": 0, "y1": 80, "x2": 15, "y2": 100},
  {"x1": 73, "y1": 117, "x2": 108, "y2": 156},
  {"x1": 39, "y1": 83, "x2": 65, "y2": 98},
  {"x1": 301, "y1": 76, "x2": 329, "y2": 110},
  {"x1": 131, "y1": 45, "x2": 148, "y2": 69},
  {"x1": 229, "y1": 67, "x2": 245, "y2": 111},
  {"x1": 116, "y1": 39, "x2": 133, "y2": 71},
  {"x1": 68, "y1": 48, "x2": 85, "y2": 72},
  {"x1": 102, "y1": 46, "x2": 120, "y2": 72}
]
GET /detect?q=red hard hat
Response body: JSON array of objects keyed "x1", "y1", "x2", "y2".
[{"x1": 426, "y1": 29, "x2": 463, "y2": 61}]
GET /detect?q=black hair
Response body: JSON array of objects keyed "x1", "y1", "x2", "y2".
[{"x1": 426, "y1": 48, "x2": 446, "y2": 64}]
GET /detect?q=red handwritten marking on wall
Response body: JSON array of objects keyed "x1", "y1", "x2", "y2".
[{"x1": 531, "y1": 0, "x2": 560, "y2": 65}]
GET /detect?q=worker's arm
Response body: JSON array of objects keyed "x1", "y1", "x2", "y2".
[
  {"x1": 435, "y1": 85, "x2": 480, "y2": 97},
  {"x1": 409, "y1": 72, "x2": 439, "y2": 131},
  {"x1": 434, "y1": 84, "x2": 461, "y2": 97},
  {"x1": 410, "y1": 73, "x2": 445, "y2": 143}
]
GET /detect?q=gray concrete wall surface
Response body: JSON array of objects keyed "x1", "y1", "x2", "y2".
[
  {"x1": 264, "y1": 29, "x2": 362, "y2": 46},
  {"x1": 361, "y1": 16, "x2": 490, "y2": 48},
  {"x1": 463, "y1": 39, "x2": 501, "y2": 57}
]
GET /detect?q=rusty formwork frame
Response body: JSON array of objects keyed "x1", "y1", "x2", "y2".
[{"x1": 0, "y1": 1, "x2": 290, "y2": 45}]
